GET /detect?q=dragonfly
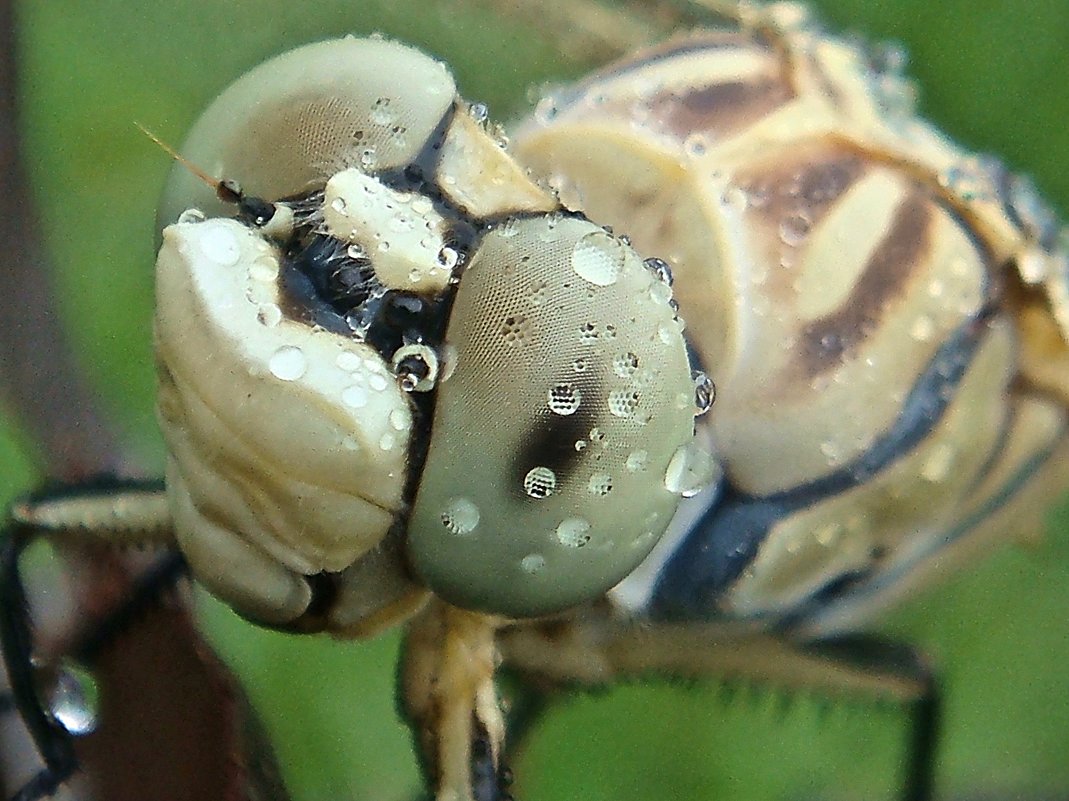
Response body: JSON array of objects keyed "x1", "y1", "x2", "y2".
[{"x1": 3, "y1": 2, "x2": 1069, "y2": 801}]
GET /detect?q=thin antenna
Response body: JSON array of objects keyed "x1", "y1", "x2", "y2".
[{"x1": 134, "y1": 122, "x2": 241, "y2": 203}]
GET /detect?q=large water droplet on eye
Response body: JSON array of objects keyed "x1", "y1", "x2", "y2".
[
  {"x1": 523, "y1": 466, "x2": 557, "y2": 499},
  {"x1": 548, "y1": 383, "x2": 582, "y2": 416},
  {"x1": 664, "y1": 442, "x2": 719, "y2": 498},
  {"x1": 571, "y1": 231, "x2": 624, "y2": 287},
  {"x1": 269, "y1": 346, "x2": 307, "y2": 381},
  {"x1": 441, "y1": 497, "x2": 480, "y2": 535}
]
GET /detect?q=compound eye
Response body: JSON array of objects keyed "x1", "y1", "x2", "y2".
[
  {"x1": 157, "y1": 37, "x2": 456, "y2": 234},
  {"x1": 406, "y1": 216, "x2": 702, "y2": 617}
]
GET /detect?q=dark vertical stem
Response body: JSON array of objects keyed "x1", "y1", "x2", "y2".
[{"x1": 0, "y1": 0, "x2": 122, "y2": 480}]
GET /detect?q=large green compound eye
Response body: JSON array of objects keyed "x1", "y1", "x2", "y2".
[{"x1": 406, "y1": 215, "x2": 702, "y2": 618}]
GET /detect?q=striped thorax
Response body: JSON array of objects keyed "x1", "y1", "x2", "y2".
[{"x1": 514, "y1": 2, "x2": 1069, "y2": 631}]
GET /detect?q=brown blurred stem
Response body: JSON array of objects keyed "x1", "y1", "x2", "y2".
[{"x1": 0, "y1": 0, "x2": 121, "y2": 479}]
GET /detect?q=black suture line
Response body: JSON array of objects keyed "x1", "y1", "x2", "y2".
[
  {"x1": 0, "y1": 527, "x2": 77, "y2": 800},
  {"x1": 650, "y1": 305, "x2": 996, "y2": 620}
]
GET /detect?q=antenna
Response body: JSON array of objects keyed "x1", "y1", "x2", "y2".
[{"x1": 134, "y1": 122, "x2": 242, "y2": 203}]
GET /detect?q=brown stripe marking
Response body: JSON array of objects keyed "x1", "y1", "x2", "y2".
[
  {"x1": 796, "y1": 190, "x2": 933, "y2": 376},
  {"x1": 738, "y1": 143, "x2": 867, "y2": 228},
  {"x1": 651, "y1": 76, "x2": 793, "y2": 141}
]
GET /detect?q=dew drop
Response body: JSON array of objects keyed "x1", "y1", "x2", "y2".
[
  {"x1": 50, "y1": 662, "x2": 99, "y2": 736},
  {"x1": 625, "y1": 450, "x2": 649, "y2": 473},
  {"x1": 336, "y1": 352, "x2": 363, "y2": 371},
  {"x1": 608, "y1": 389, "x2": 640, "y2": 418},
  {"x1": 555, "y1": 518, "x2": 591, "y2": 548},
  {"x1": 548, "y1": 383, "x2": 582, "y2": 415},
  {"x1": 331, "y1": 196, "x2": 348, "y2": 215},
  {"x1": 520, "y1": 553, "x2": 546, "y2": 574},
  {"x1": 523, "y1": 466, "x2": 557, "y2": 499},
  {"x1": 269, "y1": 346, "x2": 307, "y2": 381},
  {"x1": 571, "y1": 231, "x2": 624, "y2": 287},
  {"x1": 199, "y1": 224, "x2": 241, "y2": 266},
  {"x1": 779, "y1": 214, "x2": 812, "y2": 247},
  {"x1": 692, "y1": 371, "x2": 715, "y2": 415},
  {"x1": 441, "y1": 497, "x2": 480, "y2": 535},
  {"x1": 257, "y1": 303, "x2": 282, "y2": 327},
  {"x1": 389, "y1": 408, "x2": 411, "y2": 431},
  {"x1": 369, "y1": 373, "x2": 389, "y2": 392},
  {"x1": 379, "y1": 433, "x2": 396, "y2": 451},
  {"x1": 664, "y1": 442, "x2": 718, "y2": 497},
  {"x1": 612, "y1": 352, "x2": 640, "y2": 378},
  {"x1": 177, "y1": 208, "x2": 206, "y2": 225},
  {"x1": 249, "y1": 256, "x2": 278, "y2": 283},
  {"x1": 342, "y1": 385, "x2": 369, "y2": 408},
  {"x1": 587, "y1": 473, "x2": 613, "y2": 496}
]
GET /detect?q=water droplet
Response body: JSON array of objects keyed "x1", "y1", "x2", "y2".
[
  {"x1": 346, "y1": 243, "x2": 366, "y2": 260},
  {"x1": 523, "y1": 466, "x2": 557, "y2": 499},
  {"x1": 520, "y1": 554, "x2": 546, "y2": 574},
  {"x1": 337, "y1": 352, "x2": 363, "y2": 371},
  {"x1": 612, "y1": 352, "x2": 640, "y2": 378},
  {"x1": 664, "y1": 442, "x2": 718, "y2": 497},
  {"x1": 535, "y1": 95, "x2": 559, "y2": 124},
  {"x1": 437, "y1": 246, "x2": 459, "y2": 271},
  {"x1": 370, "y1": 97, "x2": 395, "y2": 125},
  {"x1": 626, "y1": 450, "x2": 649, "y2": 473},
  {"x1": 572, "y1": 357, "x2": 588, "y2": 373},
  {"x1": 331, "y1": 196, "x2": 348, "y2": 215},
  {"x1": 342, "y1": 385, "x2": 369, "y2": 408},
  {"x1": 441, "y1": 498, "x2": 480, "y2": 535},
  {"x1": 269, "y1": 346, "x2": 307, "y2": 381},
  {"x1": 548, "y1": 383, "x2": 582, "y2": 415},
  {"x1": 643, "y1": 257, "x2": 673, "y2": 286},
  {"x1": 50, "y1": 663, "x2": 99, "y2": 736},
  {"x1": 555, "y1": 518, "x2": 591, "y2": 548},
  {"x1": 257, "y1": 303, "x2": 282, "y2": 327},
  {"x1": 177, "y1": 208, "x2": 206, "y2": 225},
  {"x1": 779, "y1": 214, "x2": 811, "y2": 247},
  {"x1": 921, "y1": 443, "x2": 956, "y2": 482},
  {"x1": 571, "y1": 231, "x2": 624, "y2": 287},
  {"x1": 249, "y1": 256, "x2": 278, "y2": 283},
  {"x1": 579, "y1": 322, "x2": 598, "y2": 343},
  {"x1": 683, "y1": 133, "x2": 708, "y2": 157},
  {"x1": 692, "y1": 371, "x2": 715, "y2": 415},
  {"x1": 608, "y1": 389, "x2": 640, "y2": 418},
  {"x1": 587, "y1": 473, "x2": 613, "y2": 496},
  {"x1": 369, "y1": 373, "x2": 389, "y2": 392},
  {"x1": 389, "y1": 408, "x2": 411, "y2": 431},
  {"x1": 910, "y1": 315, "x2": 935, "y2": 341},
  {"x1": 379, "y1": 433, "x2": 396, "y2": 451},
  {"x1": 468, "y1": 102, "x2": 489, "y2": 124},
  {"x1": 199, "y1": 225, "x2": 241, "y2": 266}
]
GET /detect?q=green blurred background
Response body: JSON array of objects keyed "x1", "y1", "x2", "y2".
[{"x1": 5, "y1": 1, "x2": 1069, "y2": 799}]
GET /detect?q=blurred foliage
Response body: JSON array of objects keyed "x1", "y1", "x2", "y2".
[{"x1": 6, "y1": 1, "x2": 1069, "y2": 800}]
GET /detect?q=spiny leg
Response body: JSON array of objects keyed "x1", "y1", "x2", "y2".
[
  {"x1": 499, "y1": 614, "x2": 943, "y2": 801},
  {"x1": 0, "y1": 479, "x2": 178, "y2": 801}
]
